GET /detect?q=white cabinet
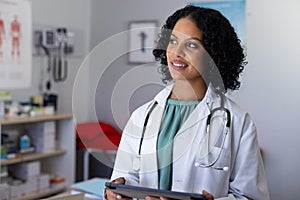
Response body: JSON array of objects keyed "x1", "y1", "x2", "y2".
[{"x1": 0, "y1": 113, "x2": 75, "y2": 200}]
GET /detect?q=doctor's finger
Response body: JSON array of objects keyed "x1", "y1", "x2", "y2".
[
  {"x1": 112, "y1": 177, "x2": 126, "y2": 184},
  {"x1": 202, "y1": 190, "x2": 214, "y2": 200},
  {"x1": 105, "y1": 189, "x2": 132, "y2": 200}
]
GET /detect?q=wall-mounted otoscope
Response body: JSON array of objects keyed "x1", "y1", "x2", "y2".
[
  {"x1": 34, "y1": 27, "x2": 73, "y2": 83},
  {"x1": 53, "y1": 28, "x2": 68, "y2": 82}
]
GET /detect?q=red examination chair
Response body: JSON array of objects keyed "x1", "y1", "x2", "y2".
[{"x1": 76, "y1": 121, "x2": 121, "y2": 181}]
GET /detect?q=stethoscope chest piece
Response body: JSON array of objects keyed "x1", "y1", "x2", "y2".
[{"x1": 133, "y1": 155, "x2": 141, "y2": 172}]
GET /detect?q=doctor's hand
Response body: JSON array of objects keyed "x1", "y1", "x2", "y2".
[
  {"x1": 105, "y1": 177, "x2": 132, "y2": 200},
  {"x1": 202, "y1": 190, "x2": 214, "y2": 200}
]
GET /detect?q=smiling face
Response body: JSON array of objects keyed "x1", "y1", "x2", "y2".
[{"x1": 166, "y1": 17, "x2": 210, "y2": 85}]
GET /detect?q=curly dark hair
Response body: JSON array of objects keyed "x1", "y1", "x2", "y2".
[{"x1": 152, "y1": 5, "x2": 247, "y2": 92}]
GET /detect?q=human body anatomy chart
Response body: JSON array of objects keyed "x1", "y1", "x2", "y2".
[{"x1": 0, "y1": 0, "x2": 32, "y2": 89}]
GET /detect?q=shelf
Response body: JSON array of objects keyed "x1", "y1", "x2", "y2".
[
  {"x1": 0, "y1": 149, "x2": 67, "y2": 166},
  {"x1": 19, "y1": 187, "x2": 67, "y2": 200},
  {"x1": 0, "y1": 113, "x2": 75, "y2": 200},
  {"x1": 0, "y1": 113, "x2": 73, "y2": 125}
]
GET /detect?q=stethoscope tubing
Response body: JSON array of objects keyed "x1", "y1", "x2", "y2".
[
  {"x1": 135, "y1": 95, "x2": 231, "y2": 171},
  {"x1": 138, "y1": 101, "x2": 158, "y2": 156}
]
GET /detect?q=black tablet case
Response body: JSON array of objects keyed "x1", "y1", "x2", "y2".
[{"x1": 105, "y1": 182, "x2": 206, "y2": 200}]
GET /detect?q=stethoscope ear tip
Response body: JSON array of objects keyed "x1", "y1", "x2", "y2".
[
  {"x1": 222, "y1": 167, "x2": 229, "y2": 171},
  {"x1": 194, "y1": 162, "x2": 200, "y2": 167},
  {"x1": 195, "y1": 162, "x2": 229, "y2": 171}
]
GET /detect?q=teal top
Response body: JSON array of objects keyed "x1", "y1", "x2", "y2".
[{"x1": 157, "y1": 99, "x2": 200, "y2": 190}]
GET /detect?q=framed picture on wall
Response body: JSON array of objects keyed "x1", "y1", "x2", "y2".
[{"x1": 128, "y1": 21, "x2": 158, "y2": 64}]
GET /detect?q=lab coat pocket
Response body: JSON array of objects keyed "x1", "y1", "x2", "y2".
[{"x1": 193, "y1": 147, "x2": 231, "y2": 195}]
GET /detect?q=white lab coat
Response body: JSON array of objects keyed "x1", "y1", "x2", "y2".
[{"x1": 111, "y1": 84, "x2": 270, "y2": 200}]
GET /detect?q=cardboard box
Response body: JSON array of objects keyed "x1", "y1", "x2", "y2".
[
  {"x1": 25, "y1": 175, "x2": 38, "y2": 195},
  {"x1": 38, "y1": 174, "x2": 50, "y2": 192},
  {"x1": 9, "y1": 184, "x2": 18, "y2": 200},
  {"x1": 0, "y1": 183, "x2": 9, "y2": 200},
  {"x1": 50, "y1": 177, "x2": 66, "y2": 190},
  {"x1": 9, "y1": 181, "x2": 26, "y2": 200},
  {"x1": 26, "y1": 121, "x2": 56, "y2": 152},
  {"x1": 0, "y1": 166, "x2": 8, "y2": 178},
  {"x1": 10, "y1": 161, "x2": 40, "y2": 180}
]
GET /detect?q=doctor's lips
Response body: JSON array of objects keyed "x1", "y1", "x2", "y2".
[{"x1": 170, "y1": 59, "x2": 189, "y2": 71}]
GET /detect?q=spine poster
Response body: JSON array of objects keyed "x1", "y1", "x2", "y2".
[{"x1": 0, "y1": 0, "x2": 32, "y2": 89}]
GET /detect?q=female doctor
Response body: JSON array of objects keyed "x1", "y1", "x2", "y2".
[{"x1": 105, "y1": 5, "x2": 270, "y2": 200}]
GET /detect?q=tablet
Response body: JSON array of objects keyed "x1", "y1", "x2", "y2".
[{"x1": 105, "y1": 182, "x2": 207, "y2": 200}]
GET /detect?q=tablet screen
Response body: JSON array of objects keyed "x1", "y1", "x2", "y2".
[{"x1": 105, "y1": 182, "x2": 206, "y2": 200}]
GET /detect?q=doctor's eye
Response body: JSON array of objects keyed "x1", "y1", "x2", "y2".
[
  {"x1": 169, "y1": 37, "x2": 178, "y2": 45},
  {"x1": 186, "y1": 41, "x2": 200, "y2": 49}
]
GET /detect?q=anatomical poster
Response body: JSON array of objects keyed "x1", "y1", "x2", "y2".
[{"x1": 0, "y1": 0, "x2": 32, "y2": 89}]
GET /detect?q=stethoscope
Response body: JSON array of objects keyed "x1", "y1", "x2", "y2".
[
  {"x1": 194, "y1": 106, "x2": 231, "y2": 171},
  {"x1": 132, "y1": 96, "x2": 231, "y2": 172}
]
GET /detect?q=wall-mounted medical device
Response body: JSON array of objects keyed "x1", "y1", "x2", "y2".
[
  {"x1": 33, "y1": 27, "x2": 74, "y2": 83},
  {"x1": 34, "y1": 28, "x2": 74, "y2": 56},
  {"x1": 43, "y1": 29, "x2": 58, "y2": 48},
  {"x1": 33, "y1": 26, "x2": 84, "y2": 108}
]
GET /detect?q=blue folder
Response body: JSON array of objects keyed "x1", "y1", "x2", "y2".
[{"x1": 71, "y1": 178, "x2": 108, "y2": 198}]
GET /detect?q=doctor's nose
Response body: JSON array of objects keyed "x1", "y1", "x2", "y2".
[
  {"x1": 174, "y1": 45, "x2": 186, "y2": 57},
  {"x1": 168, "y1": 43, "x2": 186, "y2": 58}
]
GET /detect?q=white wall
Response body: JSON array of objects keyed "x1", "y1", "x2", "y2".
[
  {"x1": 232, "y1": 0, "x2": 300, "y2": 198},
  {"x1": 89, "y1": 0, "x2": 186, "y2": 129},
  {"x1": 89, "y1": 0, "x2": 300, "y2": 199}
]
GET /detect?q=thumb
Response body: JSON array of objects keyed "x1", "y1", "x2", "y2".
[{"x1": 202, "y1": 190, "x2": 214, "y2": 200}]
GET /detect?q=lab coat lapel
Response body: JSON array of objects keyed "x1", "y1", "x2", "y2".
[
  {"x1": 140, "y1": 102, "x2": 164, "y2": 188},
  {"x1": 140, "y1": 85, "x2": 173, "y2": 187},
  {"x1": 176, "y1": 102, "x2": 210, "y2": 135},
  {"x1": 176, "y1": 85, "x2": 219, "y2": 135}
]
